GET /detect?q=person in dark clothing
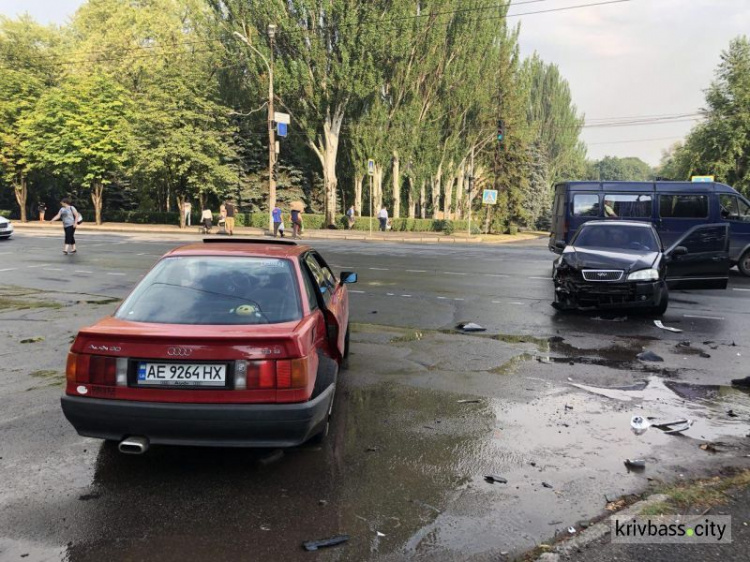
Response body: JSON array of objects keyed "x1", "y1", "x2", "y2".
[
  {"x1": 224, "y1": 199, "x2": 236, "y2": 235},
  {"x1": 291, "y1": 209, "x2": 303, "y2": 239},
  {"x1": 38, "y1": 202, "x2": 46, "y2": 222}
]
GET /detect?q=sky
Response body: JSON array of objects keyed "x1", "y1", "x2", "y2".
[{"x1": 2, "y1": 0, "x2": 750, "y2": 167}]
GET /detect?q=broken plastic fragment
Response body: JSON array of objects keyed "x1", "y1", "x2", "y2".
[
  {"x1": 542, "y1": 481, "x2": 553, "y2": 489},
  {"x1": 631, "y1": 415, "x2": 651, "y2": 435},
  {"x1": 568, "y1": 526, "x2": 577, "y2": 534},
  {"x1": 457, "y1": 322, "x2": 486, "y2": 332},
  {"x1": 654, "y1": 320, "x2": 682, "y2": 333},
  {"x1": 302, "y1": 535, "x2": 350, "y2": 551},
  {"x1": 457, "y1": 399, "x2": 482, "y2": 404},
  {"x1": 651, "y1": 419, "x2": 693, "y2": 434},
  {"x1": 624, "y1": 459, "x2": 646, "y2": 469},
  {"x1": 637, "y1": 350, "x2": 664, "y2": 362},
  {"x1": 484, "y1": 474, "x2": 508, "y2": 484},
  {"x1": 376, "y1": 531, "x2": 386, "y2": 537}
]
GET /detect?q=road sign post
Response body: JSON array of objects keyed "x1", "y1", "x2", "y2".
[{"x1": 368, "y1": 159, "x2": 374, "y2": 236}]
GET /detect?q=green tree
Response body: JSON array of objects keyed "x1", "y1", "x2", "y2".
[
  {"x1": 20, "y1": 73, "x2": 132, "y2": 224},
  {"x1": 585, "y1": 156, "x2": 654, "y2": 181},
  {"x1": 0, "y1": 16, "x2": 60, "y2": 221}
]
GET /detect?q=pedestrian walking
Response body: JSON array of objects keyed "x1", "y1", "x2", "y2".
[
  {"x1": 272, "y1": 205, "x2": 283, "y2": 237},
  {"x1": 377, "y1": 205, "x2": 389, "y2": 232},
  {"x1": 347, "y1": 205, "x2": 355, "y2": 229},
  {"x1": 224, "y1": 198, "x2": 236, "y2": 235},
  {"x1": 219, "y1": 204, "x2": 227, "y2": 234},
  {"x1": 49, "y1": 197, "x2": 80, "y2": 254},
  {"x1": 183, "y1": 200, "x2": 192, "y2": 226},
  {"x1": 291, "y1": 208, "x2": 303, "y2": 239},
  {"x1": 38, "y1": 202, "x2": 46, "y2": 222}
]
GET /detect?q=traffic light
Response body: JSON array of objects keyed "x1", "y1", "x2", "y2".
[{"x1": 497, "y1": 120, "x2": 505, "y2": 143}]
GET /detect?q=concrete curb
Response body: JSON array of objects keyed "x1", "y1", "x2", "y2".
[
  {"x1": 533, "y1": 494, "x2": 670, "y2": 561},
  {"x1": 11, "y1": 222, "x2": 546, "y2": 246}
]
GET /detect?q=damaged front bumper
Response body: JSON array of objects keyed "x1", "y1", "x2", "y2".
[{"x1": 552, "y1": 276, "x2": 666, "y2": 311}]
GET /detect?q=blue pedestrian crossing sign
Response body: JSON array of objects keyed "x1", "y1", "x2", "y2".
[
  {"x1": 482, "y1": 189, "x2": 498, "y2": 205},
  {"x1": 691, "y1": 175, "x2": 714, "y2": 183},
  {"x1": 277, "y1": 122, "x2": 288, "y2": 137}
]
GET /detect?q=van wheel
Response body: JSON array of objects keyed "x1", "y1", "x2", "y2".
[{"x1": 739, "y1": 251, "x2": 750, "y2": 277}]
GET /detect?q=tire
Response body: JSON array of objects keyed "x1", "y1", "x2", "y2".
[
  {"x1": 739, "y1": 250, "x2": 750, "y2": 277},
  {"x1": 652, "y1": 289, "x2": 669, "y2": 316},
  {"x1": 309, "y1": 358, "x2": 338, "y2": 444},
  {"x1": 341, "y1": 325, "x2": 350, "y2": 370}
]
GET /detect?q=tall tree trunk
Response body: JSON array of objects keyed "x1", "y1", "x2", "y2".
[
  {"x1": 309, "y1": 103, "x2": 346, "y2": 226},
  {"x1": 419, "y1": 179, "x2": 426, "y2": 219},
  {"x1": 373, "y1": 164, "x2": 384, "y2": 213},
  {"x1": 392, "y1": 152, "x2": 400, "y2": 218},
  {"x1": 91, "y1": 181, "x2": 104, "y2": 225},
  {"x1": 354, "y1": 175, "x2": 363, "y2": 216},
  {"x1": 408, "y1": 178, "x2": 415, "y2": 219},
  {"x1": 455, "y1": 166, "x2": 465, "y2": 220},
  {"x1": 165, "y1": 186, "x2": 171, "y2": 212},
  {"x1": 431, "y1": 163, "x2": 443, "y2": 219},
  {"x1": 444, "y1": 175, "x2": 454, "y2": 220},
  {"x1": 13, "y1": 172, "x2": 28, "y2": 222},
  {"x1": 176, "y1": 194, "x2": 186, "y2": 229}
]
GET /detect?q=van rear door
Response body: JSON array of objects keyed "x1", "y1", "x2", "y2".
[
  {"x1": 549, "y1": 184, "x2": 567, "y2": 253},
  {"x1": 665, "y1": 224, "x2": 730, "y2": 290}
]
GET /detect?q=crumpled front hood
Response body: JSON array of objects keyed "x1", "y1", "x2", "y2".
[{"x1": 562, "y1": 247, "x2": 659, "y2": 273}]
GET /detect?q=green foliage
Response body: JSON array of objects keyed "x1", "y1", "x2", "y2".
[
  {"x1": 585, "y1": 156, "x2": 655, "y2": 181},
  {"x1": 659, "y1": 36, "x2": 750, "y2": 195}
]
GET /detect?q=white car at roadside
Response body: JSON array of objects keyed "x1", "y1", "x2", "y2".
[{"x1": 0, "y1": 216, "x2": 14, "y2": 239}]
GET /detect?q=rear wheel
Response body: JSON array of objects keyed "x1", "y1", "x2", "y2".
[
  {"x1": 341, "y1": 324, "x2": 350, "y2": 370},
  {"x1": 309, "y1": 359, "x2": 338, "y2": 444},
  {"x1": 739, "y1": 250, "x2": 750, "y2": 277}
]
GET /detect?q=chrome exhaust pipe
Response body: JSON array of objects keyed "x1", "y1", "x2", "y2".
[{"x1": 118, "y1": 436, "x2": 149, "y2": 455}]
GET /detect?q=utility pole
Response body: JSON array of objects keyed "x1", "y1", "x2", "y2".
[
  {"x1": 369, "y1": 173, "x2": 373, "y2": 237},
  {"x1": 267, "y1": 24, "x2": 276, "y2": 233}
]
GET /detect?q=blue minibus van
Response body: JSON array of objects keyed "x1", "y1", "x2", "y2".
[{"x1": 549, "y1": 181, "x2": 750, "y2": 275}]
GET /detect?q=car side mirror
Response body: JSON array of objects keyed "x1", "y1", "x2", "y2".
[
  {"x1": 554, "y1": 241, "x2": 566, "y2": 251},
  {"x1": 340, "y1": 271, "x2": 358, "y2": 284},
  {"x1": 671, "y1": 245, "x2": 688, "y2": 257}
]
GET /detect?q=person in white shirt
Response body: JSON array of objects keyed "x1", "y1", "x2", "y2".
[
  {"x1": 377, "y1": 206, "x2": 388, "y2": 231},
  {"x1": 183, "y1": 200, "x2": 192, "y2": 226}
]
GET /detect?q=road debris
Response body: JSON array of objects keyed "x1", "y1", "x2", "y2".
[
  {"x1": 20, "y1": 336, "x2": 45, "y2": 344},
  {"x1": 624, "y1": 459, "x2": 646, "y2": 470},
  {"x1": 652, "y1": 419, "x2": 693, "y2": 434},
  {"x1": 456, "y1": 322, "x2": 486, "y2": 332},
  {"x1": 700, "y1": 443, "x2": 719, "y2": 453},
  {"x1": 564, "y1": 404, "x2": 574, "y2": 410},
  {"x1": 457, "y1": 399, "x2": 482, "y2": 404},
  {"x1": 654, "y1": 320, "x2": 682, "y2": 333},
  {"x1": 568, "y1": 526, "x2": 576, "y2": 534},
  {"x1": 700, "y1": 352, "x2": 711, "y2": 358},
  {"x1": 484, "y1": 475, "x2": 508, "y2": 484},
  {"x1": 727, "y1": 410, "x2": 739, "y2": 418},
  {"x1": 365, "y1": 446, "x2": 379, "y2": 452},
  {"x1": 542, "y1": 482, "x2": 553, "y2": 489},
  {"x1": 630, "y1": 416, "x2": 651, "y2": 435},
  {"x1": 637, "y1": 350, "x2": 664, "y2": 362},
  {"x1": 302, "y1": 535, "x2": 350, "y2": 551},
  {"x1": 677, "y1": 340, "x2": 691, "y2": 348},
  {"x1": 732, "y1": 376, "x2": 750, "y2": 387}
]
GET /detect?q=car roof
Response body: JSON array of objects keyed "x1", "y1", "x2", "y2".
[
  {"x1": 164, "y1": 239, "x2": 311, "y2": 259},
  {"x1": 581, "y1": 220, "x2": 654, "y2": 229}
]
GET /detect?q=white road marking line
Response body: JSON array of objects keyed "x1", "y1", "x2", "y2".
[
  {"x1": 75, "y1": 270, "x2": 93, "y2": 274},
  {"x1": 386, "y1": 292, "x2": 395, "y2": 296},
  {"x1": 683, "y1": 314, "x2": 725, "y2": 321},
  {"x1": 454, "y1": 298, "x2": 465, "y2": 301},
  {"x1": 26, "y1": 264, "x2": 50, "y2": 269},
  {"x1": 406, "y1": 269, "x2": 427, "y2": 273},
  {"x1": 732, "y1": 288, "x2": 750, "y2": 292},
  {"x1": 369, "y1": 267, "x2": 389, "y2": 271},
  {"x1": 401, "y1": 294, "x2": 412, "y2": 298},
  {"x1": 443, "y1": 272, "x2": 467, "y2": 276},
  {"x1": 349, "y1": 290, "x2": 366, "y2": 294},
  {"x1": 0, "y1": 267, "x2": 18, "y2": 272},
  {"x1": 107, "y1": 272, "x2": 126, "y2": 276},
  {"x1": 0, "y1": 252, "x2": 13, "y2": 255},
  {"x1": 528, "y1": 276, "x2": 550, "y2": 280},
  {"x1": 483, "y1": 273, "x2": 509, "y2": 278},
  {"x1": 136, "y1": 253, "x2": 146, "y2": 256},
  {"x1": 437, "y1": 296, "x2": 448, "y2": 300},
  {"x1": 44, "y1": 268, "x2": 63, "y2": 272},
  {"x1": 492, "y1": 300, "x2": 503, "y2": 304},
  {"x1": 510, "y1": 302, "x2": 525, "y2": 305}
]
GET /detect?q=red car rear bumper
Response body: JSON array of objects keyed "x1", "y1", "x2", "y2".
[{"x1": 60, "y1": 383, "x2": 334, "y2": 448}]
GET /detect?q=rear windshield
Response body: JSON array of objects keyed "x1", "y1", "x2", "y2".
[
  {"x1": 573, "y1": 225, "x2": 659, "y2": 252},
  {"x1": 116, "y1": 256, "x2": 302, "y2": 325}
]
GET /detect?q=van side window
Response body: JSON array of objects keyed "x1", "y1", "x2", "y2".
[
  {"x1": 602, "y1": 194, "x2": 652, "y2": 218},
  {"x1": 659, "y1": 195, "x2": 708, "y2": 219},
  {"x1": 573, "y1": 194, "x2": 599, "y2": 217},
  {"x1": 720, "y1": 194, "x2": 750, "y2": 221}
]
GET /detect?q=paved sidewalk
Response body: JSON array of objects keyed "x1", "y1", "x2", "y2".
[{"x1": 12, "y1": 220, "x2": 547, "y2": 245}]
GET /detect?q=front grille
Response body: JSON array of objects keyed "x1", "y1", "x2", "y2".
[{"x1": 582, "y1": 270, "x2": 624, "y2": 282}]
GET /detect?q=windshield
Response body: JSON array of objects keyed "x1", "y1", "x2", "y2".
[
  {"x1": 116, "y1": 256, "x2": 302, "y2": 325},
  {"x1": 573, "y1": 225, "x2": 659, "y2": 252}
]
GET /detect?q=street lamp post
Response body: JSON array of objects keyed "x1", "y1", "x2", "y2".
[{"x1": 234, "y1": 24, "x2": 277, "y2": 233}]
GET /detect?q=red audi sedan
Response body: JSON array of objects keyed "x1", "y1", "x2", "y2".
[{"x1": 61, "y1": 239, "x2": 356, "y2": 453}]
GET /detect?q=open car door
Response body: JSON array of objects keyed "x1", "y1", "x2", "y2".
[
  {"x1": 665, "y1": 223, "x2": 730, "y2": 290},
  {"x1": 302, "y1": 252, "x2": 347, "y2": 360}
]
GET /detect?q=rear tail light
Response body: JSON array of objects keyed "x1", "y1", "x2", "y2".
[
  {"x1": 234, "y1": 358, "x2": 309, "y2": 390},
  {"x1": 66, "y1": 353, "x2": 125, "y2": 386}
]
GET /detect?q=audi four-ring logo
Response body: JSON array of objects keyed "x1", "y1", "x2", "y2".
[{"x1": 167, "y1": 347, "x2": 193, "y2": 357}]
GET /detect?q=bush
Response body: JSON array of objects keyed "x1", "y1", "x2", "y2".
[
  {"x1": 442, "y1": 220, "x2": 455, "y2": 235},
  {"x1": 0, "y1": 210, "x2": 11, "y2": 219},
  {"x1": 507, "y1": 223, "x2": 519, "y2": 235}
]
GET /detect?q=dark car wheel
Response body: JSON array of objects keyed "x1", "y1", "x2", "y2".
[
  {"x1": 341, "y1": 324, "x2": 350, "y2": 370},
  {"x1": 652, "y1": 290, "x2": 669, "y2": 316},
  {"x1": 309, "y1": 358, "x2": 338, "y2": 444},
  {"x1": 739, "y1": 250, "x2": 750, "y2": 277}
]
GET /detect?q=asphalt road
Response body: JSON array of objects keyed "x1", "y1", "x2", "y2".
[{"x1": 1, "y1": 229, "x2": 749, "y2": 562}]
